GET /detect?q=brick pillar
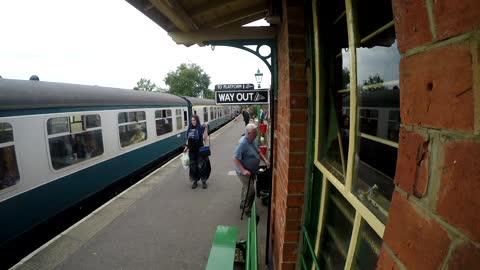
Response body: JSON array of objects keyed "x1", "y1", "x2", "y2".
[
  {"x1": 271, "y1": 0, "x2": 308, "y2": 269},
  {"x1": 377, "y1": 0, "x2": 480, "y2": 269}
]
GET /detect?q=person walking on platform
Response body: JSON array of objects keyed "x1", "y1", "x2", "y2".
[
  {"x1": 233, "y1": 123, "x2": 269, "y2": 217},
  {"x1": 184, "y1": 115, "x2": 210, "y2": 189}
]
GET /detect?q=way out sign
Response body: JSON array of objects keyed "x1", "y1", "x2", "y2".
[{"x1": 215, "y1": 90, "x2": 269, "y2": 105}]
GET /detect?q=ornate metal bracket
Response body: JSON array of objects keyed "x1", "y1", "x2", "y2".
[{"x1": 204, "y1": 39, "x2": 277, "y2": 92}]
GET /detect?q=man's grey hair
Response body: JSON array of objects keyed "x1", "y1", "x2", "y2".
[{"x1": 245, "y1": 123, "x2": 257, "y2": 133}]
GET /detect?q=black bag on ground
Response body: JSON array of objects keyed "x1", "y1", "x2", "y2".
[{"x1": 199, "y1": 156, "x2": 211, "y2": 180}]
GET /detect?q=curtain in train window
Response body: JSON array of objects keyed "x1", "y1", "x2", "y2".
[
  {"x1": 47, "y1": 114, "x2": 104, "y2": 170},
  {"x1": 352, "y1": 0, "x2": 400, "y2": 224},
  {"x1": 118, "y1": 111, "x2": 147, "y2": 148},
  {"x1": 155, "y1": 109, "x2": 173, "y2": 136},
  {"x1": 0, "y1": 123, "x2": 20, "y2": 190}
]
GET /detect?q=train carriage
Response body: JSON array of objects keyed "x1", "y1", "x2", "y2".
[{"x1": 0, "y1": 79, "x2": 237, "y2": 249}]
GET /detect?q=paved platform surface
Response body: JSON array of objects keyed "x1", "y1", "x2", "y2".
[{"x1": 12, "y1": 118, "x2": 268, "y2": 270}]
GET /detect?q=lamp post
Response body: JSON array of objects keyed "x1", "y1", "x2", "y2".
[
  {"x1": 254, "y1": 68, "x2": 263, "y2": 89},
  {"x1": 254, "y1": 68, "x2": 264, "y2": 143}
]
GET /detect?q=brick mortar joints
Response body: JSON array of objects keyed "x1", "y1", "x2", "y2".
[
  {"x1": 402, "y1": 30, "x2": 477, "y2": 59},
  {"x1": 383, "y1": 243, "x2": 408, "y2": 270},
  {"x1": 439, "y1": 238, "x2": 466, "y2": 270},
  {"x1": 425, "y1": 0, "x2": 437, "y2": 40},
  {"x1": 396, "y1": 187, "x2": 480, "y2": 246},
  {"x1": 402, "y1": 124, "x2": 480, "y2": 141},
  {"x1": 473, "y1": 40, "x2": 480, "y2": 134}
]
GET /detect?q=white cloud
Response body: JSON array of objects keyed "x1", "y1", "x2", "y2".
[{"x1": 0, "y1": 0, "x2": 272, "y2": 90}]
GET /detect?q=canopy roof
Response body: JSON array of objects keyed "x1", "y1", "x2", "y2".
[{"x1": 125, "y1": 0, "x2": 277, "y2": 46}]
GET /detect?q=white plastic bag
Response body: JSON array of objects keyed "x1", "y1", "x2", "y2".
[{"x1": 181, "y1": 152, "x2": 189, "y2": 171}]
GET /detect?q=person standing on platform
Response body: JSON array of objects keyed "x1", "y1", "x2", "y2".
[
  {"x1": 233, "y1": 123, "x2": 270, "y2": 217},
  {"x1": 184, "y1": 115, "x2": 209, "y2": 189},
  {"x1": 242, "y1": 108, "x2": 250, "y2": 126}
]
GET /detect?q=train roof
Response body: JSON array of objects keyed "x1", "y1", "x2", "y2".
[
  {"x1": 182, "y1": 96, "x2": 215, "y2": 106},
  {"x1": 0, "y1": 79, "x2": 187, "y2": 111},
  {"x1": 342, "y1": 88, "x2": 399, "y2": 108}
]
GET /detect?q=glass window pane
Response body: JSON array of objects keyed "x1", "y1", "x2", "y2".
[
  {"x1": 69, "y1": 116, "x2": 84, "y2": 133},
  {"x1": 0, "y1": 123, "x2": 14, "y2": 144},
  {"x1": 176, "y1": 116, "x2": 182, "y2": 130},
  {"x1": 128, "y1": 112, "x2": 137, "y2": 122},
  {"x1": 0, "y1": 145, "x2": 20, "y2": 190},
  {"x1": 155, "y1": 110, "x2": 162, "y2": 119},
  {"x1": 352, "y1": 220, "x2": 382, "y2": 270},
  {"x1": 353, "y1": 5, "x2": 400, "y2": 224},
  {"x1": 85, "y1": 115, "x2": 101, "y2": 129},
  {"x1": 47, "y1": 117, "x2": 69, "y2": 135},
  {"x1": 318, "y1": 183, "x2": 354, "y2": 269},
  {"x1": 119, "y1": 122, "x2": 147, "y2": 147},
  {"x1": 49, "y1": 129, "x2": 104, "y2": 170},
  {"x1": 118, "y1": 112, "x2": 128, "y2": 124},
  {"x1": 136, "y1": 111, "x2": 146, "y2": 121},
  {"x1": 204, "y1": 107, "x2": 208, "y2": 122},
  {"x1": 156, "y1": 118, "x2": 172, "y2": 136}
]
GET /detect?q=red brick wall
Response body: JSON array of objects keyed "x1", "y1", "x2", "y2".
[
  {"x1": 271, "y1": 0, "x2": 308, "y2": 269},
  {"x1": 378, "y1": 0, "x2": 480, "y2": 269}
]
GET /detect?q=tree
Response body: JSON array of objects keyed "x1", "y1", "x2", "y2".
[
  {"x1": 363, "y1": 73, "x2": 384, "y2": 86},
  {"x1": 134, "y1": 78, "x2": 158, "y2": 91},
  {"x1": 203, "y1": 89, "x2": 215, "y2": 99},
  {"x1": 164, "y1": 63, "x2": 211, "y2": 97}
]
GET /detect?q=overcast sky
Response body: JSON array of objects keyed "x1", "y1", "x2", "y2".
[{"x1": 0, "y1": 0, "x2": 272, "y2": 90}]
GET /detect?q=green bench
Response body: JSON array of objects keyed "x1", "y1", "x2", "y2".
[{"x1": 206, "y1": 202, "x2": 258, "y2": 270}]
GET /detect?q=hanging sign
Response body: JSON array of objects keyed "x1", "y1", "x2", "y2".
[{"x1": 215, "y1": 89, "x2": 269, "y2": 105}]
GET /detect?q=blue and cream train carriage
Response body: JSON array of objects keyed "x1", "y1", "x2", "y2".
[{"x1": 0, "y1": 79, "x2": 237, "y2": 249}]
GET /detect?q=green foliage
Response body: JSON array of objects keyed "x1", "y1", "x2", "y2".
[
  {"x1": 203, "y1": 89, "x2": 215, "y2": 99},
  {"x1": 134, "y1": 78, "x2": 158, "y2": 91},
  {"x1": 164, "y1": 63, "x2": 211, "y2": 97},
  {"x1": 363, "y1": 73, "x2": 384, "y2": 86}
]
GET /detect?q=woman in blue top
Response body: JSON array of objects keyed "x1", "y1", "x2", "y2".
[{"x1": 184, "y1": 114, "x2": 209, "y2": 189}]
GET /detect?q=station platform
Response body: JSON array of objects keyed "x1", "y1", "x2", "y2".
[{"x1": 12, "y1": 118, "x2": 269, "y2": 270}]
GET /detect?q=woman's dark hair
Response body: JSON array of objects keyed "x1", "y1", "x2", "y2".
[{"x1": 190, "y1": 114, "x2": 201, "y2": 128}]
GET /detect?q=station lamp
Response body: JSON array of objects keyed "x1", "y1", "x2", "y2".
[{"x1": 254, "y1": 68, "x2": 263, "y2": 89}]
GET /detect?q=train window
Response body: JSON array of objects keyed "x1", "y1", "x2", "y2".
[
  {"x1": 118, "y1": 111, "x2": 147, "y2": 148},
  {"x1": 0, "y1": 123, "x2": 20, "y2": 190},
  {"x1": 175, "y1": 109, "x2": 183, "y2": 130},
  {"x1": 47, "y1": 114, "x2": 104, "y2": 170},
  {"x1": 210, "y1": 107, "x2": 214, "y2": 120},
  {"x1": 47, "y1": 117, "x2": 69, "y2": 135},
  {"x1": 155, "y1": 109, "x2": 173, "y2": 136},
  {"x1": 183, "y1": 110, "x2": 188, "y2": 127},
  {"x1": 203, "y1": 107, "x2": 208, "y2": 122}
]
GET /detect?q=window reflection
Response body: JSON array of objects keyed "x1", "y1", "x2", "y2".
[
  {"x1": 155, "y1": 109, "x2": 173, "y2": 136},
  {"x1": 48, "y1": 114, "x2": 104, "y2": 170},
  {"x1": 354, "y1": 22, "x2": 400, "y2": 223},
  {"x1": 352, "y1": 220, "x2": 382, "y2": 269},
  {"x1": 0, "y1": 123, "x2": 19, "y2": 190},
  {"x1": 49, "y1": 130, "x2": 104, "y2": 170},
  {"x1": 204, "y1": 107, "x2": 208, "y2": 122}
]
